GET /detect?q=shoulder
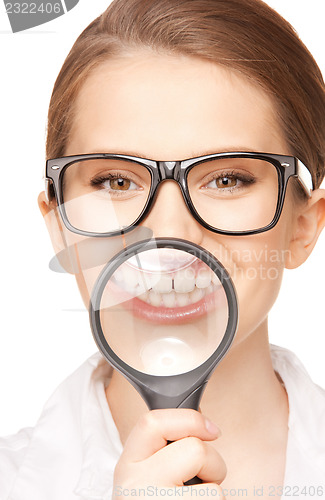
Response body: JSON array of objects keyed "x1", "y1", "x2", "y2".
[
  {"x1": 0, "y1": 427, "x2": 33, "y2": 497},
  {"x1": 0, "y1": 353, "x2": 119, "y2": 499},
  {"x1": 270, "y1": 343, "x2": 325, "y2": 423},
  {"x1": 270, "y1": 344, "x2": 325, "y2": 482},
  {"x1": 270, "y1": 344, "x2": 325, "y2": 400}
]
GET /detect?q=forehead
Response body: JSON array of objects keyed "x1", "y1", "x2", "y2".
[{"x1": 67, "y1": 52, "x2": 288, "y2": 159}]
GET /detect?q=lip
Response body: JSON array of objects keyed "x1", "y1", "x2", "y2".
[
  {"x1": 130, "y1": 286, "x2": 225, "y2": 324},
  {"x1": 106, "y1": 277, "x2": 226, "y2": 325}
]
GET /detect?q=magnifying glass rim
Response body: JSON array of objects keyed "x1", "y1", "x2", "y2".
[{"x1": 89, "y1": 238, "x2": 238, "y2": 402}]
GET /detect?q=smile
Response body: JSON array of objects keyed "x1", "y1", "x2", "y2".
[{"x1": 109, "y1": 261, "x2": 226, "y2": 324}]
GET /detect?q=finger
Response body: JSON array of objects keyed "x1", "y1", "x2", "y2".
[
  {"x1": 122, "y1": 409, "x2": 221, "y2": 462},
  {"x1": 148, "y1": 437, "x2": 227, "y2": 485}
]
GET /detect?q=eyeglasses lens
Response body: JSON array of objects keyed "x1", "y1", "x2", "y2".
[
  {"x1": 61, "y1": 157, "x2": 279, "y2": 234},
  {"x1": 187, "y1": 157, "x2": 279, "y2": 232},
  {"x1": 62, "y1": 159, "x2": 152, "y2": 234}
]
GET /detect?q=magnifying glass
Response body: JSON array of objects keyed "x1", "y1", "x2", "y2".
[
  {"x1": 89, "y1": 237, "x2": 237, "y2": 485},
  {"x1": 89, "y1": 238, "x2": 238, "y2": 410}
]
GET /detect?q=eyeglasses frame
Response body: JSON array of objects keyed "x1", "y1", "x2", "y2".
[{"x1": 45, "y1": 151, "x2": 313, "y2": 238}]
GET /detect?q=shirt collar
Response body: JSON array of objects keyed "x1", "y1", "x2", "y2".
[
  {"x1": 11, "y1": 347, "x2": 325, "y2": 498},
  {"x1": 78, "y1": 346, "x2": 325, "y2": 494}
]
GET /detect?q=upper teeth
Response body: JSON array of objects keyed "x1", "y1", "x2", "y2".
[
  {"x1": 174, "y1": 268, "x2": 196, "y2": 293},
  {"x1": 153, "y1": 274, "x2": 173, "y2": 293},
  {"x1": 196, "y1": 268, "x2": 212, "y2": 288},
  {"x1": 113, "y1": 263, "x2": 220, "y2": 296}
]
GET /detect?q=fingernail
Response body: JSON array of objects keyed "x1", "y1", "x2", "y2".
[{"x1": 204, "y1": 417, "x2": 222, "y2": 436}]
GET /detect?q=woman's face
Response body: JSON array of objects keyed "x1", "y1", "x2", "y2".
[{"x1": 61, "y1": 52, "x2": 301, "y2": 350}]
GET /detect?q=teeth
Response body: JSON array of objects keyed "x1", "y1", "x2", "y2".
[
  {"x1": 114, "y1": 263, "x2": 219, "y2": 306},
  {"x1": 122, "y1": 266, "x2": 139, "y2": 289},
  {"x1": 189, "y1": 287, "x2": 204, "y2": 303},
  {"x1": 149, "y1": 290, "x2": 162, "y2": 307},
  {"x1": 138, "y1": 290, "x2": 149, "y2": 302},
  {"x1": 151, "y1": 274, "x2": 173, "y2": 294},
  {"x1": 176, "y1": 292, "x2": 190, "y2": 307},
  {"x1": 174, "y1": 269, "x2": 195, "y2": 293},
  {"x1": 162, "y1": 291, "x2": 176, "y2": 308},
  {"x1": 145, "y1": 284, "x2": 214, "y2": 308},
  {"x1": 137, "y1": 270, "x2": 152, "y2": 291},
  {"x1": 212, "y1": 272, "x2": 221, "y2": 286},
  {"x1": 195, "y1": 269, "x2": 211, "y2": 289},
  {"x1": 113, "y1": 268, "x2": 124, "y2": 282},
  {"x1": 124, "y1": 281, "x2": 137, "y2": 294}
]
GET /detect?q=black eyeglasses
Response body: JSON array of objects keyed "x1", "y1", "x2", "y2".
[{"x1": 45, "y1": 151, "x2": 313, "y2": 237}]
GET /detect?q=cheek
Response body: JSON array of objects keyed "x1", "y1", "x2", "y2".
[
  {"x1": 233, "y1": 239, "x2": 285, "y2": 342},
  {"x1": 203, "y1": 216, "x2": 293, "y2": 344},
  {"x1": 74, "y1": 266, "x2": 104, "y2": 308},
  {"x1": 237, "y1": 228, "x2": 292, "y2": 341},
  {"x1": 58, "y1": 228, "x2": 110, "y2": 308}
]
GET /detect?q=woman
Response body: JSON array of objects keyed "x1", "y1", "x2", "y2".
[{"x1": 1, "y1": 0, "x2": 325, "y2": 498}]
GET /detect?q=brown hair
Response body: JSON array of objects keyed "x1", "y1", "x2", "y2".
[{"x1": 46, "y1": 0, "x2": 325, "y2": 188}]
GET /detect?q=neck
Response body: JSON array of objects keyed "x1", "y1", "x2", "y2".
[
  {"x1": 105, "y1": 319, "x2": 288, "y2": 445},
  {"x1": 201, "y1": 322, "x2": 287, "y2": 436}
]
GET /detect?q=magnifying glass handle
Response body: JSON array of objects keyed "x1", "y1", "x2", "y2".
[
  {"x1": 174, "y1": 385, "x2": 206, "y2": 484},
  {"x1": 184, "y1": 476, "x2": 203, "y2": 485}
]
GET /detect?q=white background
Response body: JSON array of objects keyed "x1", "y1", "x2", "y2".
[{"x1": 0, "y1": 0, "x2": 324, "y2": 436}]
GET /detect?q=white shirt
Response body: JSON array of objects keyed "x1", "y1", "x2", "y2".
[{"x1": 0, "y1": 345, "x2": 324, "y2": 500}]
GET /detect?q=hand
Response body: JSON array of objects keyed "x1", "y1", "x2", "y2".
[{"x1": 113, "y1": 408, "x2": 226, "y2": 499}]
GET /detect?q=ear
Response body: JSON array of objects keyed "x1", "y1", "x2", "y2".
[
  {"x1": 286, "y1": 189, "x2": 325, "y2": 269},
  {"x1": 38, "y1": 191, "x2": 67, "y2": 255},
  {"x1": 38, "y1": 191, "x2": 87, "y2": 276},
  {"x1": 38, "y1": 191, "x2": 90, "y2": 305}
]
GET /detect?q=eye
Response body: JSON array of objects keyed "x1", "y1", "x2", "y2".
[
  {"x1": 107, "y1": 176, "x2": 137, "y2": 191},
  {"x1": 198, "y1": 168, "x2": 257, "y2": 197},
  {"x1": 91, "y1": 174, "x2": 139, "y2": 192},
  {"x1": 209, "y1": 175, "x2": 238, "y2": 189},
  {"x1": 205, "y1": 174, "x2": 243, "y2": 190}
]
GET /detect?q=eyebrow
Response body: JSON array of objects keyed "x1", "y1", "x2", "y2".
[{"x1": 87, "y1": 146, "x2": 261, "y2": 160}]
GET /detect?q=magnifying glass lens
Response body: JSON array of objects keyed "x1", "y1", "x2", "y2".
[{"x1": 97, "y1": 247, "x2": 229, "y2": 376}]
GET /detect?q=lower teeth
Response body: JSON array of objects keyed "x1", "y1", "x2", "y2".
[{"x1": 137, "y1": 283, "x2": 215, "y2": 308}]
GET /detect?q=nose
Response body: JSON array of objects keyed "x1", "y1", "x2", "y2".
[{"x1": 140, "y1": 180, "x2": 204, "y2": 244}]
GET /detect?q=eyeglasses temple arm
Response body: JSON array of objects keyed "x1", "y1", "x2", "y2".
[{"x1": 296, "y1": 159, "x2": 313, "y2": 196}]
